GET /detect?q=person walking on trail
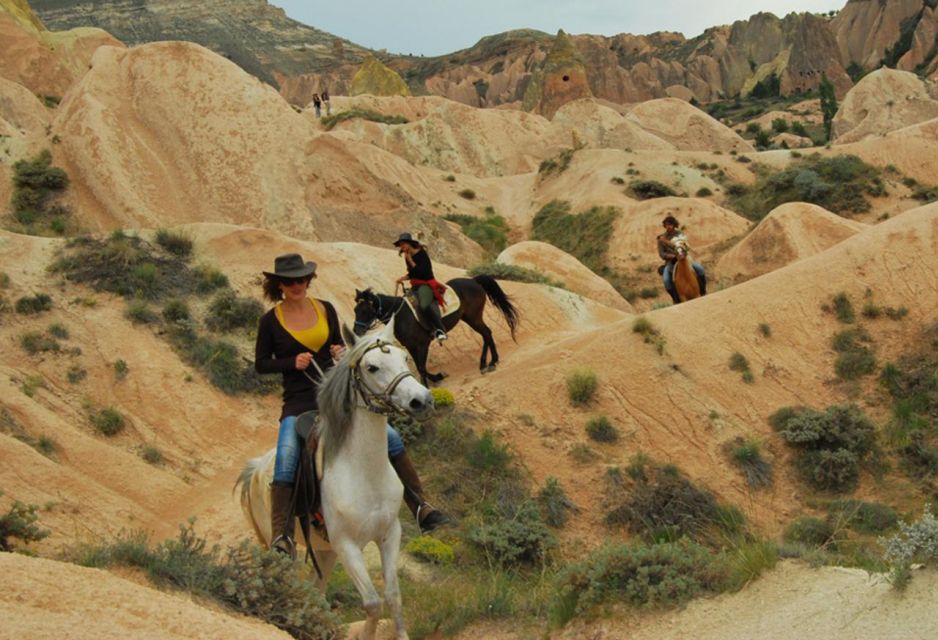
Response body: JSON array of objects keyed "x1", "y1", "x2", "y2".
[
  {"x1": 393, "y1": 232, "x2": 449, "y2": 344},
  {"x1": 321, "y1": 88, "x2": 331, "y2": 116},
  {"x1": 254, "y1": 253, "x2": 449, "y2": 556},
  {"x1": 312, "y1": 93, "x2": 322, "y2": 118},
  {"x1": 656, "y1": 214, "x2": 707, "y2": 304}
]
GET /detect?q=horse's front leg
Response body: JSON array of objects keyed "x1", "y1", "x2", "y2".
[
  {"x1": 335, "y1": 540, "x2": 381, "y2": 639},
  {"x1": 379, "y1": 519, "x2": 409, "y2": 640}
]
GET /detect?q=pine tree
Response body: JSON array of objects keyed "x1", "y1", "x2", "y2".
[{"x1": 819, "y1": 75, "x2": 838, "y2": 142}]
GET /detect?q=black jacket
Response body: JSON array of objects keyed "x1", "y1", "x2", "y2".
[
  {"x1": 254, "y1": 299, "x2": 344, "y2": 420},
  {"x1": 406, "y1": 249, "x2": 435, "y2": 280}
]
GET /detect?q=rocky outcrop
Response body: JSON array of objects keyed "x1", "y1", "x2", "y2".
[
  {"x1": 832, "y1": 68, "x2": 938, "y2": 143},
  {"x1": 523, "y1": 30, "x2": 592, "y2": 117},
  {"x1": 0, "y1": 76, "x2": 50, "y2": 133},
  {"x1": 350, "y1": 54, "x2": 410, "y2": 97},
  {"x1": 31, "y1": 0, "x2": 369, "y2": 89},
  {"x1": 831, "y1": 0, "x2": 925, "y2": 69}
]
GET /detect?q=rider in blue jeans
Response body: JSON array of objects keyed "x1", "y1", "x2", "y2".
[
  {"x1": 255, "y1": 254, "x2": 449, "y2": 556},
  {"x1": 657, "y1": 215, "x2": 706, "y2": 304}
]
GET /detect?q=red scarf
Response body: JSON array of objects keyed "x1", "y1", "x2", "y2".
[{"x1": 409, "y1": 278, "x2": 447, "y2": 309}]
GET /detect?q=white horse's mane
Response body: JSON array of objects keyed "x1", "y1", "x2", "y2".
[{"x1": 316, "y1": 335, "x2": 376, "y2": 462}]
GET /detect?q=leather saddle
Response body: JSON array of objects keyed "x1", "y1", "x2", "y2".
[{"x1": 292, "y1": 411, "x2": 327, "y2": 542}]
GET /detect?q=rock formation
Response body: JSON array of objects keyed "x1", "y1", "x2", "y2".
[
  {"x1": 522, "y1": 30, "x2": 593, "y2": 118},
  {"x1": 350, "y1": 54, "x2": 411, "y2": 97}
]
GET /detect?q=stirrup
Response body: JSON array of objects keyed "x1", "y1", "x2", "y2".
[
  {"x1": 271, "y1": 534, "x2": 296, "y2": 560},
  {"x1": 416, "y1": 503, "x2": 450, "y2": 534},
  {"x1": 434, "y1": 330, "x2": 447, "y2": 344}
]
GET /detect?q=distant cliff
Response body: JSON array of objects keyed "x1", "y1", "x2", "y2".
[{"x1": 30, "y1": 0, "x2": 938, "y2": 110}]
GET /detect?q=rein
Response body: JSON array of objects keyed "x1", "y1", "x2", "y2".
[{"x1": 349, "y1": 339, "x2": 414, "y2": 416}]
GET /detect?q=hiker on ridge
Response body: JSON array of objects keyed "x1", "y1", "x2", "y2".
[{"x1": 657, "y1": 214, "x2": 707, "y2": 304}]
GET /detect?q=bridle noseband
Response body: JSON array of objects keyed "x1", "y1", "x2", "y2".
[{"x1": 349, "y1": 339, "x2": 416, "y2": 415}]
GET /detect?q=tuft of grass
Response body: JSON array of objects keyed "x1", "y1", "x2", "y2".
[
  {"x1": 15, "y1": 293, "x2": 53, "y2": 315},
  {"x1": 91, "y1": 407, "x2": 125, "y2": 436},
  {"x1": 530, "y1": 200, "x2": 618, "y2": 273},
  {"x1": 538, "y1": 148, "x2": 576, "y2": 177},
  {"x1": 10, "y1": 149, "x2": 70, "y2": 231},
  {"x1": 141, "y1": 445, "x2": 164, "y2": 465},
  {"x1": 126, "y1": 299, "x2": 158, "y2": 324},
  {"x1": 784, "y1": 516, "x2": 834, "y2": 548},
  {"x1": 47, "y1": 323, "x2": 69, "y2": 339},
  {"x1": 114, "y1": 359, "x2": 129, "y2": 380},
  {"x1": 729, "y1": 352, "x2": 754, "y2": 383},
  {"x1": 628, "y1": 180, "x2": 677, "y2": 200},
  {"x1": 405, "y1": 535, "x2": 454, "y2": 565},
  {"x1": 632, "y1": 317, "x2": 666, "y2": 354},
  {"x1": 154, "y1": 229, "x2": 193, "y2": 258},
  {"x1": 758, "y1": 323, "x2": 771, "y2": 337},
  {"x1": 458, "y1": 188, "x2": 477, "y2": 200},
  {"x1": 467, "y1": 261, "x2": 563, "y2": 287},
  {"x1": 585, "y1": 415, "x2": 618, "y2": 443},
  {"x1": 204, "y1": 290, "x2": 263, "y2": 333},
  {"x1": 0, "y1": 493, "x2": 50, "y2": 551},
  {"x1": 724, "y1": 437, "x2": 773, "y2": 488},
  {"x1": 444, "y1": 213, "x2": 508, "y2": 255},
  {"x1": 66, "y1": 365, "x2": 86, "y2": 384},
  {"x1": 566, "y1": 369, "x2": 598, "y2": 405},
  {"x1": 831, "y1": 292, "x2": 855, "y2": 324},
  {"x1": 20, "y1": 331, "x2": 61, "y2": 355},
  {"x1": 537, "y1": 477, "x2": 576, "y2": 527}
]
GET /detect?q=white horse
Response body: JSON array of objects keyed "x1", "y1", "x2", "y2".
[{"x1": 238, "y1": 319, "x2": 432, "y2": 640}]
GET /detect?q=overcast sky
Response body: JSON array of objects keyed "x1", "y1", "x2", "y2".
[{"x1": 271, "y1": 1, "x2": 844, "y2": 57}]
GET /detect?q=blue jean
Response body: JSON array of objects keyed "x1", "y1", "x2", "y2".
[
  {"x1": 663, "y1": 261, "x2": 705, "y2": 295},
  {"x1": 273, "y1": 415, "x2": 405, "y2": 483}
]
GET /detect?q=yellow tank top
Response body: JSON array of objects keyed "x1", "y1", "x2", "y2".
[{"x1": 275, "y1": 298, "x2": 329, "y2": 352}]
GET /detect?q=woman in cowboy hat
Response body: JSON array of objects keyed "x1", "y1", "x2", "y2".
[
  {"x1": 393, "y1": 232, "x2": 448, "y2": 344},
  {"x1": 255, "y1": 253, "x2": 448, "y2": 555}
]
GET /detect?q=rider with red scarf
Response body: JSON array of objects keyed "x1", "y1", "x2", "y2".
[{"x1": 394, "y1": 232, "x2": 448, "y2": 344}]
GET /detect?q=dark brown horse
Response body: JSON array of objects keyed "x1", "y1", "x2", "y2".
[{"x1": 353, "y1": 275, "x2": 519, "y2": 385}]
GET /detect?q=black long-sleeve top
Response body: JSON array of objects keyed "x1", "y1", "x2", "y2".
[
  {"x1": 254, "y1": 299, "x2": 344, "y2": 420},
  {"x1": 406, "y1": 249, "x2": 435, "y2": 280}
]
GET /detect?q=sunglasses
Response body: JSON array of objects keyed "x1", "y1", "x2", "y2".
[{"x1": 279, "y1": 276, "x2": 309, "y2": 286}]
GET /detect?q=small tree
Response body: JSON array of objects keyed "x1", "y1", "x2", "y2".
[{"x1": 819, "y1": 75, "x2": 838, "y2": 141}]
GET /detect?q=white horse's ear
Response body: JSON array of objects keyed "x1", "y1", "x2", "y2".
[
  {"x1": 380, "y1": 314, "x2": 396, "y2": 342},
  {"x1": 342, "y1": 323, "x2": 357, "y2": 347}
]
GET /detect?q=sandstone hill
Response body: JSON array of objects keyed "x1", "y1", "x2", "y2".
[
  {"x1": 832, "y1": 67, "x2": 938, "y2": 143},
  {"x1": 715, "y1": 202, "x2": 868, "y2": 281}
]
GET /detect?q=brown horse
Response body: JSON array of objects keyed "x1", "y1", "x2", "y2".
[{"x1": 673, "y1": 239, "x2": 701, "y2": 302}]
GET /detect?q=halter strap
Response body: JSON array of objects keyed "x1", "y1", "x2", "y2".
[{"x1": 349, "y1": 339, "x2": 415, "y2": 415}]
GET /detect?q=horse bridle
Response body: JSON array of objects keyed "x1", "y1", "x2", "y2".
[
  {"x1": 349, "y1": 339, "x2": 415, "y2": 415},
  {"x1": 353, "y1": 294, "x2": 404, "y2": 334}
]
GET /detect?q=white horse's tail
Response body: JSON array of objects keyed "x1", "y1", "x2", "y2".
[{"x1": 234, "y1": 449, "x2": 275, "y2": 546}]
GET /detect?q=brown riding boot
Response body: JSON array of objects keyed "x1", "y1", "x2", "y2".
[
  {"x1": 269, "y1": 481, "x2": 296, "y2": 559},
  {"x1": 389, "y1": 451, "x2": 451, "y2": 533}
]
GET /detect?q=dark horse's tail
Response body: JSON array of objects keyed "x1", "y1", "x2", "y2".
[{"x1": 473, "y1": 275, "x2": 520, "y2": 341}]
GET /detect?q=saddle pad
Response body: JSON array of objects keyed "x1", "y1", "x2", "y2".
[{"x1": 403, "y1": 286, "x2": 460, "y2": 321}]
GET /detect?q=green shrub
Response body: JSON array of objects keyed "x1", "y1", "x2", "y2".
[
  {"x1": 114, "y1": 359, "x2": 129, "y2": 380},
  {"x1": 538, "y1": 477, "x2": 575, "y2": 527},
  {"x1": 431, "y1": 387, "x2": 455, "y2": 407},
  {"x1": 0, "y1": 493, "x2": 50, "y2": 551},
  {"x1": 10, "y1": 149, "x2": 69, "y2": 228},
  {"x1": 538, "y1": 148, "x2": 575, "y2": 177},
  {"x1": 729, "y1": 352, "x2": 750, "y2": 372},
  {"x1": 566, "y1": 369, "x2": 598, "y2": 405},
  {"x1": 320, "y1": 108, "x2": 408, "y2": 130},
  {"x1": 193, "y1": 265, "x2": 229, "y2": 293},
  {"x1": 784, "y1": 517, "x2": 834, "y2": 547},
  {"x1": 36, "y1": 435, "x2": 57, "y2": 457},
  {"x1": 605, "y1": 462, "x2": 742, "y2": 544},
  {"x1": 772, "y1": 404, "x2": 877, "y2": 492},
  {"x1": 66, "y1": 365, "x2": 86, "y2": 384},
  {"x1": 169, "y1": 324, "x2": 273, "y2": 395},
  {"x1": 695, "y1": 187, "x2": 713, "y2": 197},
  {"x1": 881, "y1": 505, "x2": 938, "y2": 591},
  {"x1": 126, "y1": 299, "x2": 158, "y2": 324},
  {"x1": 204, "y1": 290, "x2": 263, "y2": 333},
  {"x1": 553, "y1": 541, "x2": 724, "y2": 623},
  {"x1": 405, "y1": 535, "x2": 455, "y2": 564},
  {"x1": 827, "y1": 499, "x2": 897, "y2": 534},
  {"x1": 15, "y1": 293, "x2": 52, "y2": 314},
  {"x1": 467, "y1": 261, "x2": 562, "y2": 287},
  {"x1": 835, "y1": 348, "x2": 877, "y2": 380},
  {"x1": 467, "y1": 500, "x2": 555, "y2": 567},
  {"x1": 531, "y1": 200, "x2": 618, "y2": 272},
  {"x1": 458, "y1": 188, "x2": 476, "y2": 200},
  {"x1": 444, "y1": 174, "x2": 456, "y2": 182},
  {"x1": 141, "y1": 446, "x2": 164, "y2": 465},
  {"x1": 585, "y1": 415, "x2": 618, "y2": 443},
  {"x1": 162, "y1": 298, "x2": 191, "y2": 323},
  {"x1": 155, "y1": 229, "x2": 193, "y2": 258},
  {"x1": 20, "y1": 331, "x2": 60, "y2": 354},
  {"x1": 831, "y1": 292, "x2": 855, "y2": 323},
  {"x1": 771, "y1": 118, "x2": 789, "y2": 133},
  {"x1": 628, "y1": 180, "x2": 677, "y2": 200},
  {"x1": 444, "y1": 213, "x2": 509, "y2": 255},
  {"x1": 638, "y1": 287, "x2": 658, "y2": 299},
  {"x1": 91, "y1": 407, "x2": 124, "y2": 436},
  {"x1": 727, "y1": 154, "x2": 881, "y2": 220},
  {"x1": 467, "y1": 431, "x2": 512, "y2": 472},
  {"x1": 47, "y1": 323, "x2": 69, "y2": 339},
  {"x1": 632, "y1": 317, "x2": 666, "y2": 354},
  {"x1": 758, "y1": 323, "x2": 771, "y2": 337},
  {"x1": 610, "y1": 176, "x2": 626, "y2": 185}
]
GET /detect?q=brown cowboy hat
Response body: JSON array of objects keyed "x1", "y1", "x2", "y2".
[
  {"x1": 262, "y1": 253, "x2": 317, "y2": 279},
  {"x1": 392, "y1": 232, "x2": 421, "y2": 248}
]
